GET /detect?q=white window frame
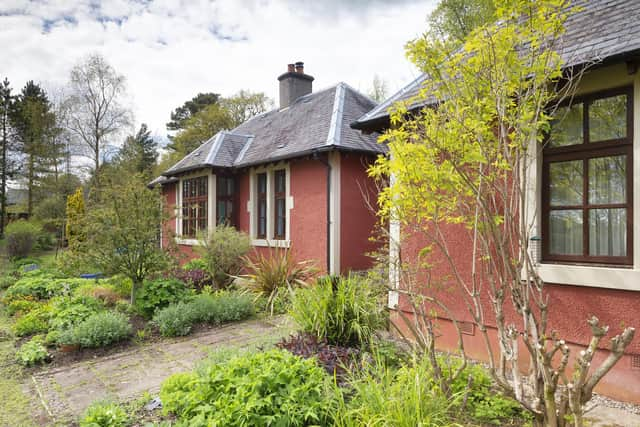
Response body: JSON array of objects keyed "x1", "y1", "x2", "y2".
[
  {"x1": 525, "y1": 63, "x2": 640, "y2": 291},
  {"x1": 175, "y1": 170, "x2": 215, "y2": 246},
  {"x1": 247, "y1": 162, "x2": 293, "y2": 248}
]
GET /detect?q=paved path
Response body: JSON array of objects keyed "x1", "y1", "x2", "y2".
[{"x1": 31, "y1": 317, "x2": 290, "y2": 423}]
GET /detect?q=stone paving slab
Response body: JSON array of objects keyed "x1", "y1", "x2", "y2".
[{"x1": 31, "y1": 318, "x2": 290, "y2": 423}]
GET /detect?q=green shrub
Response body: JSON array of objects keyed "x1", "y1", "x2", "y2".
[
  {"x1": 196, "y1": 224, "x2": 251, "y2": 288},
  {"x1": 152, "y1": 291, "x2": 254, "y2": 337},
  {"x1": 241, "y1": 246, "x2": 316, "y2": 315},
  {"x1": 446, "y1": 360, "x2": 525, "y2": 425},
  {"x1": 135, "y1": 278, "x2": 190, "y2": 318},
  {"x1": 189, "y1": 292, "x2": 254, "y2": 324},
  {"x1": 160, "y1": 349, "x2": 333, "y2": 426},
  {"x1": 152, "y1": 302, "x2": 195, "y2": 337},
  {"x1": 14, "y1": 306, "x2": 51, "y2": 336},
  {"x1": 0, "y1": 273, "x2": 18, "y2": 290},
  {"x1": 4, "y1": 272, "x2": 86, "y2": 302},
  {"x1": 291, "y1": 275, "x2": 386, "y2": 347},
  {"x1": 49, "y1": 295, "x2": 104, "y2": 332},
  {"x1": 15, "y1": 336, "x2": 50, "y2": 366},
  {"x1": 5, "y1": 220, "x2": 41, "y2": 259},
  {"x1": 182, "y1": 258, "x2": 208, "y2": 271},
  {"x1": 80, "y1": 400, "x2": 130, "y2": 427},
  {"x1": 61, "y1": 311, "x2": 132, "y2": 348},
  {"x1": 6, "y1": 297, "x2": 40, "y2": 316}
]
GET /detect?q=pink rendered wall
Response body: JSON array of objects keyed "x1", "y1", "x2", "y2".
[{"x1": 339, "y1": 153, "x2": 380, "y2": 273}]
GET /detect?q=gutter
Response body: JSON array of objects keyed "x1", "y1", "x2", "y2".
[{"x1": 313, "y1": 150, "x2": 331, "y2": 274}]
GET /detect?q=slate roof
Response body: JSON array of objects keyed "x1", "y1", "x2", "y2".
[
  {"x1": 157, "y1": 82, "x2": 383, "y2": 180},
  {"x1": 352, "y1": 0, "x2": 640, "y2": 131}
]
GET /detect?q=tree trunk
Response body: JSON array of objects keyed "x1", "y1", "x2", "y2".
[{"x1": 131, "y1": 279, "x2": 140, "y2": 305}]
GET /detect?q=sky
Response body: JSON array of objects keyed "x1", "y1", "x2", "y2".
[{"x1": 1, "y1": 0, "x2": 435, "y2": 144}]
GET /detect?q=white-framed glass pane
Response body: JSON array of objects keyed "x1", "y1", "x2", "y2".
[
  {"x1": 589, "y1": 94, "x2": 627, "y2": 142},
  {"x1": 589, "y1": 208, "x2": 626, "y2": 256},
  {"x1": 549, "y1": 210, "x2": 583, "y2": 255},
  {"x1": 588, "y1": 155, "x2": 626, "y2": 205},
  {"x1": 550, "y1": 103, "x2": 583, "y2": 147},
  {"x1": 550, "y1": 160, "x2": 583, "y2": 206}
]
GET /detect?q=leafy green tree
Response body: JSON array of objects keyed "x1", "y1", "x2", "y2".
[
  {"x1": 65, "y1": 187, "x2": 85, "y2": 246},
  {"x1": 166, "y1": 92, "x2": 220, "y2": 131},
  {"x1": 0, "y1": 78, "x2": 17, "y2": 237},
  {"x1": 116, "y1": 123, "x2": 158, "y2": 176},
  {"x1": 428, "y1": 0, "x2": 495, "y2": 42},
  {"x1": 78, "y1": 176, "x2": 170, "y2": 304},
  {"x1": 372, "y1": 1, "x2": 634, "y2": 426},
  {"x1": 220, "y1": 90, "x2": 273, "y2": 127},
  {"x1": 169, "y1": 103, "x2": 234, "y2": 155}
]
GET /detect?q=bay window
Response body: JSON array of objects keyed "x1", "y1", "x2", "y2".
[{"x1": 542, "y1": 87, "x2": 633, "y2": 265}]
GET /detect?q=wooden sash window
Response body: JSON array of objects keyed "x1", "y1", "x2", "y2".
[
  {"x1": 216, "y1": 176, "x2": 236, "y2": 226},
  {"x1": 257, "y1": 173, "x2": 267, "y2": 239},
  {"x1": 274, "y1": 170, "x2": 286, "y2": 239},
  {"x1": 542, "y1": 87, "x2": 633, "y2": 265},
  {"x1": 182, "y1": 176, "x2": 208, "y2": 238}
]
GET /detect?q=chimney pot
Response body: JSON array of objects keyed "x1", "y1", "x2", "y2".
[{"x1": 277, "y1": 61, "x2": 313, "y2": 109}]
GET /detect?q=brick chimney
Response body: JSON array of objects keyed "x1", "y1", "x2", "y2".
[{"x1": 278, "y1": 61, "x2": 314, "y2": 109}]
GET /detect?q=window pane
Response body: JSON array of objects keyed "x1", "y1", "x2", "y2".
[
  {"x1": 550, "y1": 160, "x2": 583, "y2": 206},
  {"x1": 589, "y1": 208, "x2": 626, "y2": 256},
  {"x1": 550, "y1": 104, "x2": 583, "y2": 147},
  {"x1": 258, "y1": 200, "x2": 266, "y2": 236},
  {"x1": 258, "y1": 173, "x2": 267, "y2": 194},
  {"x1": 275, "y1": 170, "x2": 286, "y2": 193},
  {"x1": 276, "y1": 199, "x2": 286, "y2": 237},
  {"x1": 588, "y1": 155, "x2": 626, "y2": 205},
  {"x1": 549, "y1": 210, "x2": 583, "y2": 255},
  {"x1": 589, "y1": 95, "x2": 627, "y2": 142},
  {"x1": 217, "y1": 201, "x2": 226, "y2": 224}
]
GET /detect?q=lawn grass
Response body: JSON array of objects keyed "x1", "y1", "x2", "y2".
[{"x1": 0, "y1": 302, "x2": 40, "y2": 427}]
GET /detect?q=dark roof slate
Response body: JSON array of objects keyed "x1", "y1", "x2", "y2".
[
  {"x1": 158, "y1": 82, "x2": 383, "y2": 179},
  {"x1": 352, "y1": 0, "x2": 640, "y2": 130}
]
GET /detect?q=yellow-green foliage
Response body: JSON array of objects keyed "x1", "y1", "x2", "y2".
[
  {"x1": 370, "y1": 0, "x2": 570, "y2": 230},
  {"x1": 65, "y1": 187, "x2": 85, "y2": 245}
]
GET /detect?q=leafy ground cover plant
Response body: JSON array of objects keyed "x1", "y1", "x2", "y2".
[
  {"x1": 15, "y1": 335, "x2": 50, "y2": 366},
  {"x1": 13, "y1": 305, "x2": 51, "y2": 336},
  {"x1": 159, "y1": 349, "x2": 334, "y2": 426},
  {"x1": 80, "y1": 400, "x2": 130, "y2": 427},
  {"x1": 152, "y1": 291, "x2": 254, "y2": 337},
  {"x1": 59, "y1": 311, "x2": 132, "y2": 348},
  {"x1": 241, "y1": 246, "x2": 316, "y2": 315},
  {"x1": 135, "y1": 278, "x2": 191, "y2": 318},
  {"x1": 196, "y1": 224, "x2": 251, "y2": 288},
  {"x1": 291, "y1": 275, "x2": 386, "y2": 347},
  {"x1": 3, "y1": 271, "x2": 87, "y2": 302},
  {"x1": 169, "y1": 268, "x2": 212, "y2": 291}
]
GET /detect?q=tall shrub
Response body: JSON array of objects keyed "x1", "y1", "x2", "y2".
[
  {"x1": 196, "y1": 224, "x2": 251, "y2": 288},
  {"x1": 65, "y1": 187, "x2": 85, "y2": 245},
  {"x1": 5, "y1": 219, "x2": 40, "y2": 259}
]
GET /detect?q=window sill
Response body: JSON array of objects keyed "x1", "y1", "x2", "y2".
[
  {"x1": 536, "y1": 263, "x2": 640, "y2": 291},
  {"x1": 251, "y1": 239, "x2": 291, "y2": 248},
  {"x1": 175, "y1": 238, "x2": 201, "y2": 246}
]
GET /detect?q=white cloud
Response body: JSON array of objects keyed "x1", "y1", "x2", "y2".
[{"x1": 1, "y1": 0, "x2": 435, "y2": 141}]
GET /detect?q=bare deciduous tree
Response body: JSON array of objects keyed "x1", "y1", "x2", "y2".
[{"x1": 64, "y1": 54, "x2": 132, "y2": 189}]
